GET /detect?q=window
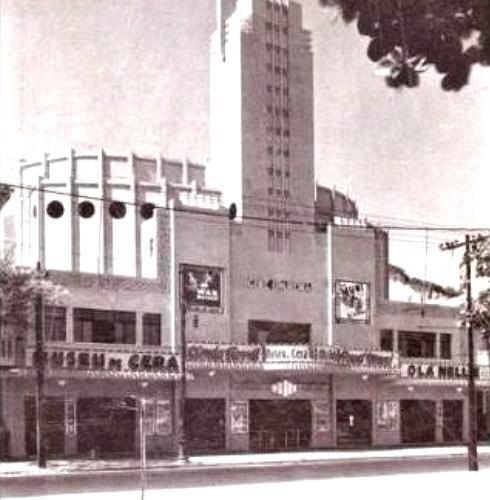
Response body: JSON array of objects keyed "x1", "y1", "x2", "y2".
[
  {"x1": 143, "y1": 313, "x2": 161, "y2": 346},
  {"x1": 380, "y1": 329, "x2": 394, "y2": 352},
  {"x1": 440, "y1": 333, "x2": 452, "y2": 359},
  {"x1": 249, "y1": 320, "x2": 310, "y2": 345},
  {"x1": 266, "y1": 63, "x2": 272, "y2": 72},
  {"x1": 73, "y1": 308, "x2": 136, "y2": 344},
  {"x1": 398, "y1": 331, "x2": 436, "y2": 358},
  {"x1": 268, "y1": 229, "x2": 275, "y2": 252},
  {"x1": 44, "y1": 306, "x2": 67, "y2": 341},
  {"x1": 267, "y1": 145, "x2": 273, "y2": 155}
]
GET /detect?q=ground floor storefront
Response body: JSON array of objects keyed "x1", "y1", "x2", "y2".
[{"x1": 2, "y1": 350, "x2": 490, "y2": 459}]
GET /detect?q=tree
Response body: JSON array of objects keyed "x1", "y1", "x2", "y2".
[
  {"x1": 0, "y1": 255, "x2": 68, "y2": 466},
  {"x1": 472, "y1": 238, "x2": 490, "y2": 342},
  {"x1": 319, "y1": 0, "x2": 490, "y2": 90},
  {"x1": 0, "y1": 256, "x2": 67, "y2": 344}
]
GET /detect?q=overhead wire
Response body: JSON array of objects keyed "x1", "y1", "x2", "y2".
[{"x1": 2, "y1": 180, "x2": 490, "y2": 234}]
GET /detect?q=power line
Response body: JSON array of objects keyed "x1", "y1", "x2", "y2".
[{"x1": 3, "y1": 180, "x2": 490, "y2": 233}]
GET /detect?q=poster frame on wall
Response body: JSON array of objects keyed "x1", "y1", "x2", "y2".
[
  {"x1": 180, "y1": 264, "x2": 223, "y2": 313},
  {"x1": 334, "y1": 280, "x2": 371, "y2": 324},
  {"x1": 230, "y1": 400, "x2": 249, "y2": 435},
  {"x1": 377, "y1": 400, "x2": 400, "y2": 431},
  {"x1": 313, "y1": 400, "x2": 331, "y2": 433}
]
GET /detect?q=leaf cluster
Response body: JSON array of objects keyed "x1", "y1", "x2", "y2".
[
  {"x1": 0, "y1": 257, "x2": 68, "y2": 335},
  {"x1": 319, "y1": 0, "x2": 490, "y2": 90}
]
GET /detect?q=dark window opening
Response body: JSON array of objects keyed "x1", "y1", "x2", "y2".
[
  {"x1": 143, "y1": 313, "x2": 161, "y2": 346},
  {"x1": 45, "y1": 306, "x2": 67, "y2": 341},
  {"x1": 380, "y1": 329, "x2": 394, "y2": 352},
  {"x1": 109, "y1": 201, "x2": 126, "y2": 219},
  {"x1": 78, "y1": 201, "x2": 95, "y2": 218},
  {"x1": 248, "y1": 320, "x2": 310, "y2": 344},
  {"x1": 398, "y1": 331, "x2": 436, "y2": 358},
  {"x1": 46, "y1": 200, "x2": 64, "y2": 219},
  {"x1": 440, "y1": 333, "x2": 452, "y2": 360},
  {"x1": 73, "y1": 308, "x2": 136, "y2": 344}
]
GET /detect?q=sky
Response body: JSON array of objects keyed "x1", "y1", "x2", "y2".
[{"x1": 1, "y1": 0, "x2": 489, "y2": 292}]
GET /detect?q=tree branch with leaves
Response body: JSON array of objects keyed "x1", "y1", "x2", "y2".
[{"x1": 319, "y1": 0, "x2": 490, "y2": 90}]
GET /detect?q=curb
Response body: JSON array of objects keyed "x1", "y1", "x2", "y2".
[{"x1": 2, "y1": 449, "x2": 488, "y2": 479}]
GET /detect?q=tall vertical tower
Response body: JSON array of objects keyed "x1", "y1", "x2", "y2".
[{"x1": 209, "y1": 0, "x2": 315, "y2": 251}]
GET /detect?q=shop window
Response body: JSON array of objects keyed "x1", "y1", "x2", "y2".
[
  {"x1": 380, "y1": 329, "x2": 394, "y2": 352},
  {"x1": 74, "y1": 308, "x2": 136, "y2": 344},
  {"x1": 398, "y1": 331, "x2": 436, "y2": 358},
  {"x1": 143, "y1": 313, "x2": 161, "y2": 346},
  {"x1": 440, "y1": 333, "x2": 452, "y2": 360},
  {"x1": 45, "y1": 305, "x2": 67, "y2": 341}
]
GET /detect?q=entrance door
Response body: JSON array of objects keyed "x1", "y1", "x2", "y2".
[
  {"x1": 24, "y1": 396, "x2": 65, "y2": 457},
  {"x1": 400, "y1": 400, "x2": 436, "y2": 444},
  {"x1": 249, "y1": 400, "x2": 311, "y2": 452},
  {"x1": 336, "y1": 400, "x2": 372, "y2": 448},
  {"x1": 443, "y1": 400, "x2": 463, "y2": 443},
  {"x1": 184, "y1": 399, "x2": 226, "y2": 454},
  {"x1": 77, "y1": 397, "x2": 136, "y2": 457}
]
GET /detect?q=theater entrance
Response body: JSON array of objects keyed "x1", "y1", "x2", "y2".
[
  {"x1": 184, "y1": 399, "x2": 226, "y2": 454},
  {"x1": 249, "y1": 400, "x2": 311, "y2": 452},
  {"x1": 77, "y1": 397, "x2": 136, "y2": 457},
  {"x1": 336, "y1": 400, "x2": 372, "y2": 448},
  {"x1": 401, "y1": 400, "x2": 436, "y2": 444}
]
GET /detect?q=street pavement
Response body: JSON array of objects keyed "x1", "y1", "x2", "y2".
[
  {"x1": 2, "y1": 468, "x2": 490, "y2": 500},
  {"x1": 2, "y1": 445, "x2": 490, "y2": 498}
]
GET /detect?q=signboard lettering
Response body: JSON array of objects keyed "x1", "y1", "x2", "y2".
[{"x1": 401, "y1": 363, "x2": 479, "y2": 379}]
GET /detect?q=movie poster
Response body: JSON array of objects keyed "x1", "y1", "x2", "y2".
[
  {"x1": 313, "y1": 400, "x2": 331, "y2": 433},
  {"x1": 377, "y1": 400, "x2": 399, "y2": 431},
  {"x1": 335, "y1": 281, "x2": 370, "y2": 323},
  {"x1": 181, "y1": 265, "x2": 222, "y2": 309},
  {"x1": 64, "y1": 399, "x2": 77, "y2": 437},
  {"x1": 230, "y1": 401, "x2": 249, "y2": 434}
]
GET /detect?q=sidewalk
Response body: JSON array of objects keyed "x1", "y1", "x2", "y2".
[{"x1": 2, "y1": 445, "x2": 490, "y2": 478}]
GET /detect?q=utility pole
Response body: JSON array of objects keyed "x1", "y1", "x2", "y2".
[
  {"x1": 177, "y1": 272, "x2": 188, "y2": 463},
  {"x1": 440, "y1": 234, "x2": 487, "y2": 471},
  {"x1": 34, "y1": 261, "x2": 47, "y2": 468}
]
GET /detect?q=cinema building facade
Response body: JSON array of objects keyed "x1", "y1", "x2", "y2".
[{"x1": 1, "y1": 0, "x2": 490, "y2": 459}]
